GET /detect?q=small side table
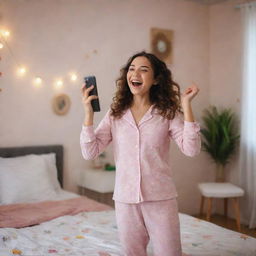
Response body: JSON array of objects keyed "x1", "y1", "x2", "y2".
[
  {"x1": 78, "y1": 168, "x2": 115, "y2": 207},
  {"x1": 198, "y1": 182, "x2": 244, "y2": 232}
]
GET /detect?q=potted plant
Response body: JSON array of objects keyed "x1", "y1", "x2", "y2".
[{"x1": 201, "y1": 106, "x2": 240, "y2": 182}]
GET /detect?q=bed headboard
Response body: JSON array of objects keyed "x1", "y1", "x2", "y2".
[{"x1": 0, "y1": 145, "x2": 64, "y2": 187}]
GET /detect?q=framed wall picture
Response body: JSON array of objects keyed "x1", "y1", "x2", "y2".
[
  {"x1": 150, "y1": 28, "x2": 173, "y2": 64},
  {"x1": 52, "y1": 94, "x2": 71, "y2": 115}
]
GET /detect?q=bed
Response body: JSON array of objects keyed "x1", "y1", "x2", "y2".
[{"x1": 0, "y1": 145, "x2": 256, "y2": 256}]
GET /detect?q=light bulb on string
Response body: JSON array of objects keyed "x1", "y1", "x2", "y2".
[
  {"x1": 0, "y1": 43, "x2": 4, "y2": 49},
  {"x1": 17, "y1": 66, "x2": 27, "y2": 77},
  {"x1": 1, "y1": 30, "x2": 10, "y2": 38},
  {"x1": 69, "y1": 72, "x2": 78, "y2": 82},
  {"x1": 55, "y1": 79, "x2": 63, "y2": 89},
  {"x1": 33, "y1": 77, "x2": 43, "y2": 87},
  {"x1": 3, "y1": 31, "x2": 10, "y2": 37}
]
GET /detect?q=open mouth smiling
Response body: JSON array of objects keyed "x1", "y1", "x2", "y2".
[{"x1": 131, "y1": 80, "x2": 143, "y2": 87}]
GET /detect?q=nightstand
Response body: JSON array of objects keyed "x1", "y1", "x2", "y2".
[{"x1": 78, "y1": 168, "x2": 115, "y2": 207}]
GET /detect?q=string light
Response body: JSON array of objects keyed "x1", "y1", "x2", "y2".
[
  {"x1": 55, "y1": 79, "x2": 63, "y2": 89},
  {"x1": 3, "y1": 31, "x2": 10, "y2": 37},
  {"x1": 70, "y1": 72, "x2": 78, "y2": 82},
  {"x1": 33, "y1": 77, "x2": 43, "y2": 87},
  {"x1": 1, "y1": 28, "x2": 93, "y2": 88},
  {"x1": 1, "y1": 30, "x2": 10, "y2": 38},
  {"x1": 17, "y1": 66, "x2": 27, "y2": 76}
]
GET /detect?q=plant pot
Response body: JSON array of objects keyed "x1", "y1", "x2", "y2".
[{"x1": 216, "y1": 164, "x2": 225, "y2": 182}]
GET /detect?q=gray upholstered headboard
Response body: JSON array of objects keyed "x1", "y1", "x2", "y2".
[{"x1": 0, "y1": 145, "x2": 64, "y2": 187}]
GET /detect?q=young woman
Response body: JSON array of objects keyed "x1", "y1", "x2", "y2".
[{"x1": 80, "y1": 51, "x2": 201, "y2": 256}]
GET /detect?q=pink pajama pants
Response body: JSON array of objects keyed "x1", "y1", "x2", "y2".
[{"x1": 115, "y1": 199, "x2": 182, "y2": 256}]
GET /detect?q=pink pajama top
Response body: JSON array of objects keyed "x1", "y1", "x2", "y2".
[{"x1": 80, "y1": 105, "x2": 201, "y2": 204}]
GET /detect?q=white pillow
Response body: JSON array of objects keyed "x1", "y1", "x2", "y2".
[
  {"x1": 41, "y1": 153, "x2": 61, "y2": 191},
  {"x1": 0, "y1": 154, "x2": 57, "y2": 204}
]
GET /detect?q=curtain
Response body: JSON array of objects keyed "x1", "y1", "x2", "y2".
[{"x1": 239, "y1": 1, "x2": 256, "y2": 229}]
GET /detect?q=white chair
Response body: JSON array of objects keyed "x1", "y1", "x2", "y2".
[{"x1": 198, "y1": 182, "x2": 244, "y2": 232}]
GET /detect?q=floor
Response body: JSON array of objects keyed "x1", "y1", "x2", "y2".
[{"x1": 193, "y1": 214, "x2": 256, "y2": 238}]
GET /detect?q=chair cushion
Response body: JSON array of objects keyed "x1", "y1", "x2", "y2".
[{"x1": 198, "y1": 182, "x2": 244, "y2": 198}]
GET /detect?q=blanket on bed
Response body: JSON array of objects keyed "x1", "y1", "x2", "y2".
[{"x1": 0, "y1": 196, "x2": 112, "y2": 228}]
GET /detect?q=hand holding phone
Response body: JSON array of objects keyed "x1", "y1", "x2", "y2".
[{"x1": 84, "y1": 76, "x2": 101, "y2": 112}]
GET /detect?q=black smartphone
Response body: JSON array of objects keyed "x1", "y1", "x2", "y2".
[{"x1": 84, "y1": 75, "x2": 101, "y2": 112}]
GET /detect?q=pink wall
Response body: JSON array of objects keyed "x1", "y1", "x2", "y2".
[
  {"x1": 0, "y1": 0, "x2": 215, "y2": 215},
  {"x1": 209, "y1": 0, "x2": 243, "y2": 218}
]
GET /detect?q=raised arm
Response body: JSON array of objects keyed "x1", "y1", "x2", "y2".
[
  {"x1": 80, "y1": 84, "x2": 112, "y2": 160},
  {"x1": 169, "y1": 84, "x2": 201, "y2": 157}
]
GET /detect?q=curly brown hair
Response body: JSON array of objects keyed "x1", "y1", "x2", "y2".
[{"x1": 110, "y1": 51, "x2": 181, "y2": 120}]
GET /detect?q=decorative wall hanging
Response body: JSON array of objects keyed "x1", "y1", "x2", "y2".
[
  {"x1": 150, "y1": 28, "x2": 173, "y2": 64},
  {"x1": 52, "y1": 94, "x2": 71, "y2": 115}
]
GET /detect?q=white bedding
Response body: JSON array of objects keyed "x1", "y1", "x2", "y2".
[
  {"x1": 48, "y1": 189, "x2": 80, "y2": 201},
  {"x1": 1, "y1": 196, "x2": 256, "y2": 256},
  {"x1": 2, "y1": 150, "x2": 255, "y2": 255}
]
